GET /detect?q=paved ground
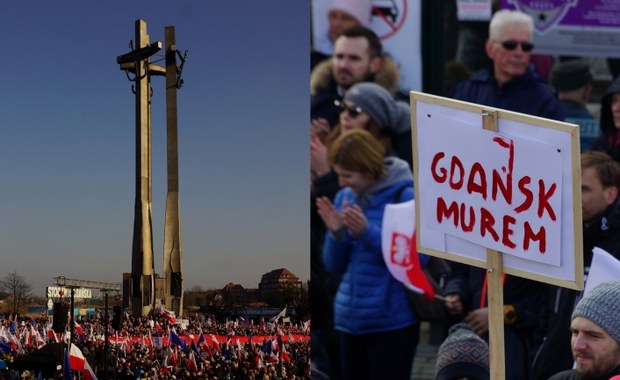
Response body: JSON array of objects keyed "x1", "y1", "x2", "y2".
[{"x1": 410, "y1": 322, "x2": 440, "y2": 380}]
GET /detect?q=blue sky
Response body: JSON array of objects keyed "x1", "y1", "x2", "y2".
[{"x1": 1, "y1": 2, "x2": 309, "y2": 296}]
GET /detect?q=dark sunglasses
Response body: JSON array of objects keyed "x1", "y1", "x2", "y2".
[
  {"x1": 500, "y1": 39, "x2": 534, "y2": 52},
  {"x1": 334, "y1": 99, "x2": 363, "y2": 118}
]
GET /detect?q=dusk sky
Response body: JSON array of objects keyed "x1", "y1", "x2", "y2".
[{"x1": 1, "y1": 2, "x2": 309, "y2": 296}]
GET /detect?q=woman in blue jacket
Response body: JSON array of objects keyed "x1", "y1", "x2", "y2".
[{"x1": 316, "y1": 128, "x2": 419, "y2": 380}]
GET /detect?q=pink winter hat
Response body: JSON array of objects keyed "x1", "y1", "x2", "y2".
[{"x1": 328, "y1": 0, "x2": 373, "y2": 27}]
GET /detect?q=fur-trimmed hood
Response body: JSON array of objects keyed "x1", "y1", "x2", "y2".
[{"x1": 310, "y1": 55, "x2": 401, "y2": 96}]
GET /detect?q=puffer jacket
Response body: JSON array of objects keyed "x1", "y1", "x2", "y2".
[{"x1": 322, "y1": 157, "x2": 417, "y2": 334}]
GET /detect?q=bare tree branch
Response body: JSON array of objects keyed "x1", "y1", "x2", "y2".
[{"x1": 0, "y1": 271, "x2": 32, "y2": 314}]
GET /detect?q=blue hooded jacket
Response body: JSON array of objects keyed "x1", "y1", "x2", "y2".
[{"x1": 322, "y1": 157, "x2": 419, "y2": 334}]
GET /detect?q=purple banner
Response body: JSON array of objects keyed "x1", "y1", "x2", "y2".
[{"x1": 501, "y1": 0, "x2": 620, "y2": 57}]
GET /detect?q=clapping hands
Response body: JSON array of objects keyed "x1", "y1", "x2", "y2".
[{"x1": 316, "y1": 197, "x2": 368, "y2": 238}]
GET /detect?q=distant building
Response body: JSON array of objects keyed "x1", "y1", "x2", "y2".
[
  {"x1": 222, "y1": 283, "x2": 248, "y2": 305},
  {"x1": 258, "y1": 268, "x2": 302, "y2": 302}
]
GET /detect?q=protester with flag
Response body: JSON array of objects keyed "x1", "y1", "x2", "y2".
[
  {"x1": 0, "y1": 311, "x2": 310, "y2": 379},
  {"x1": 316, "y1": 129, "x2": 421, "y2": 380}
]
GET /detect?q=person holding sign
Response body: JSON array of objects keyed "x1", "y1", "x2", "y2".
[
  {"x1": 316, "y1": 129, "x2": 421, "y2": 380},
  {"x1": 533, "y1": 151, "x2": 620, "y2": 379},
  {"x1": 548, "y1": 281, "x2": 620, "y2": 380},
  {"x1": 450, "y1": 9, "x2": 564, "y2": 122}
]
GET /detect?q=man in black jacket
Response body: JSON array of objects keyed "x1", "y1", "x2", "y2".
[
  {"x1": 548, "y1": 281, "x2": 620, "y2": 380},
  {"x1": 533, "y1": 151, "x2": 620, "y2": 379}
]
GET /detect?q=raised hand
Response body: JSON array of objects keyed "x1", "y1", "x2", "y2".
[
  {"x1": 316, "y1": 196, "x2": 344, "y2": 232},
  {"x1": 343, "y1": 203, "x2": 368, "y2": 238}
]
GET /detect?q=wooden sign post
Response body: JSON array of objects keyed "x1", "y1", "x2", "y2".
[
  {"x1": 482, "y1": 109, "x2": 507, "y2": 379},
  {"x1": 410, "y1": 92, "x2": 584, "y2": 379}
]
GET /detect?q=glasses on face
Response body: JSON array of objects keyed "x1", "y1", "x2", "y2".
[
  {"x1": 334, "y1": 99, "x2": 363, "y2": 118},
  {"x1": 499, "y1": 39, "x2": 534, "y2": 52}
]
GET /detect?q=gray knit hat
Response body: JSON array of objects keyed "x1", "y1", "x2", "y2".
[
  {"x1": 344, "y1": 82, "x2": 410, "y2": 133},
  {"x1": 572, "y1": 281, "x2": 620, "y2": 345},
  {"x1": 435, "y1": 323, "x2": 489, "y2": 380}
]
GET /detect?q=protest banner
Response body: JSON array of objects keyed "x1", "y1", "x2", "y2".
[
  {"x1": 502, "y1": 0, "x2": 620, "y2": 58},
  {"x1": 410, "y1": 91, "x2": 583, "y2": 379}
]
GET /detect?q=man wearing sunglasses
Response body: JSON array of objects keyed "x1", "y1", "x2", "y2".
[
  {"x1": 444, "y1": 8, "x2": 564, "y2": 380},
  {"x1": 450, "y1": 9, "x2": 564, "y2": 122}
]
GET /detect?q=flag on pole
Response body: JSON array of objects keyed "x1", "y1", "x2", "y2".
[
  {"x1": 209, "y1": 334, "x2": 221, "y2": 353},
  {"x1": 196, "y1": 331, "x2": 206, "y2": 346},
  {"x1": 68, "y1": 343, "x2": 98, "y2": 380},
  {"x1": 169, "y1": 330, "x2": 187, "y2": 352},
  {"x1": 161, "y1": 308, "x2": 177, "y2": 324},
  {"x1": 270, "y1": 307, "x2": 287, "y2": 323},
  {"x1": 73, "y1": 320, "x2": 85, "y2": 336},
  {"x1": 63, "y1": 348, "x2": 72, "y2": 380},
  {"x1": 186, "y1": 351, "x2": 198, "y2": 372},
  {"x1": 191, "y1": 341, "x2": 202, "y2": 360},
  {"x1": 381, "y1": 199, "x2": 435, "y2": 300}
]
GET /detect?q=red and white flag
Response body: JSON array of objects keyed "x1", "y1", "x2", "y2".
[
  {"x1": 161, "y1": 308, "x2": 177, "y2": 324},
  {"x1": 186, "y1": 351, "x2": 198, "y2": 372},
  {"x1": 69, "y1": 343, "x2": 98, "y2": 380},
  {"x1": 209, "y1": 334, "x2": 221, "y2": 353},
  {"x1": 381, "y1": 199, "x2": 435, "y2": 300},
  {"x1": 73, "y1": 320, "x2": 86, "y2": 336}
]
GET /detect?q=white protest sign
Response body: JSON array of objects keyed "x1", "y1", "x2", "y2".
[
  {"x1": 411, "y1": 91, "x2": 583, "y2": 290},
  {"x1": 418, "y1": 112, "x2": 563, "y2": 266},
  {"x1": 584, "y1": 247, "x2": 620, "y2": 295}
]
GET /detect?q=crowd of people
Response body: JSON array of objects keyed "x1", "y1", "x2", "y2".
[
  {"x1": 0, "y1": 311, "x2": 311, "y2": 380},
  {"x1": 311, "y1": 1, "x2": 620, "y2": 379}
]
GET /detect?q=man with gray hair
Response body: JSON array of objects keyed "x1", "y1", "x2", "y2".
[
  {"x1": 549, "y1": 281, "x2": 620, "y2": 379},
  {"x1": 445, "y1": 10, "x2": 564, "y2": 380},
  {"x1": 450, "y1": 9, "x2": 564, "y2": 121}
]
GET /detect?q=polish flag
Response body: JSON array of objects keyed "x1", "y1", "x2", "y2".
[
  {"x1": 68, "y1": 343, "x2": 98, "y2": 380},
  {"x1": 209, "y1": 334, "x2": 222, "y2": 353},
  {"x1": 186, "y1": 351, "x2": 198, "y2": 372},
  {"x1": 161, "y1": 308, "x2": 177, "y2": 324},
  {"x1": 381, "y1": 199, "x2": 435, "y2": 300},
  {"x1": 73, "y1": 320, "x2": 86, "y2": 336},
  {"x1": 281, "y1": 345, "x2": 291, "y2": 363}
]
